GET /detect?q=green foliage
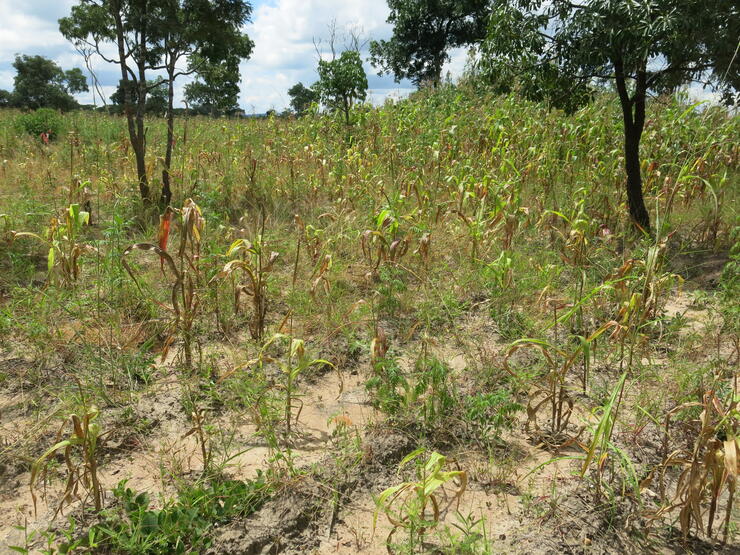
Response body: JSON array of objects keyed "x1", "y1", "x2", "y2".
[
  {"x1": 70, "y1": 477, "x2": 269, "y2": 554},
  {"x1": 10, "y1": 55, "x2": 88, "y2": 111},
  {"x1": 0, "y1": 89, "x2": 11, "y2": 107},
  {"x1": 185, "y1": 56, "x2": 244, "y2": 115},
  {"x1": 465, "y1": 391, "x2": 522, "y2": 442},
  {"x1": 366, "y1": 355, "x2": 459, "y2": 431},
  {"x1": 15, "y1": 108, "x2": 64, "y2": 140},
  {"x1": 287, "y1": 82, "x2": 319, "y2": 116},
  {"x1": 110, "y1": 79, "x2": 168, "y2": 116},
  {"x1": 370, "y1": 0, "x2": 491, "y2": 86},
  {"x1": 479, "y1": 1, "x2": 739, "y2": 110},
  {"x1": 316, "y1": 50, "x2": 368, "y2": 125}
]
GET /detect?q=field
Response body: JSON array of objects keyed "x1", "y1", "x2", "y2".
[{"x1": 0, "y1": 85, "x2": 738, "y2": 553}]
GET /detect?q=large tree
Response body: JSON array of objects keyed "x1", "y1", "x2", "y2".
[
  {"x1": 369, "y1": 0, "x2": 492, "y2": 87},
  {"x1": 60, "y1": 1, "x2": 158, "y2": 202},
  {"x1": 479, "y1": 0, "x2": 739, "y2": 232},
  {"x1": 11, "y1": 55, "x2": 88, "y2": 110},
  {"x1": 60, "y1": 0, "x2": 253, "y2": 207}
]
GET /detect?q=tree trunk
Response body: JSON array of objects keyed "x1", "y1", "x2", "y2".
[
  {"x1": 343, "y1": 96, "x2": 350, "y2": 126},
  {"x1": 161, "y1": 62, "x2": 175, "y2": 209},
  {"x1": 614, "y1": 60, "x2": 650, "y2": 233},
  {"x1": 135, "y1": 62, "x2": 148, "y2": 204},
  {"x1": 623, "y1": 122, "x2": 649, "y2": 231},
  {"x1": 112, "y1": 0, "x2": 149, "y2": 202},
  {"x1": 132, "y1": 0, "x2": 150, "y2": 205}
]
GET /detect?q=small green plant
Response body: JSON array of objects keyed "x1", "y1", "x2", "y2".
[
  {"x1": 16, "y1": 108, "x2": 63, "y2": 141},
  {"x1": 71, "y1": 477, "x2": 270, "y2": 554},
  {"x1": 374, "y1": 449, "x2": 467, "y2": 551},
  {"x1": 12, "y1": 203, "x2": 92, "y2": 286},
  {"x1": 465, "y1": 391, "x2": 522, "y2": 444}
]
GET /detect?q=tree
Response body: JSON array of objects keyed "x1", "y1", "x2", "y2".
[
  {"x1": 316, "y1": 50, "x2": 368, "y2": 125},
  {"x1": 287, "y1": 82, "x2": 319, "y2": 115},
  {"x1": 148, "y1": 0, "x2": 253, "y2": 206},
  {"x1": 0, "y1": 90, "x2": 11, "y2": 108},
  {"x1": 10, "y1": 55, "x2": 88, "y2": 110},
  {"x1": 479, "y1": 0, "x2": 739, "y2": 232},
  {"x1": 60, "y1": 1, "x2": 159, "y2": 202},
  {"x1": 184, "y1": 55, "x2": 243, "y2": 116},
  {"x1": 369, "y1": 0, "x2": 492, "y2": 87},
  {"x1": 60, "y1": 0, "x2": 253, "y2": 206},
  {"x1": 110, "y1": 78, "x2": 168, "y2": 116}
]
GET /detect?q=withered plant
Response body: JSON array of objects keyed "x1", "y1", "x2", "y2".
[
  {"x1": 647, "y1": 389, "x2": 738, "y2": 542},
  {"x1": 122, "y1": 198, "x2": 205, "y2": 368},
  {"x1": 211, "y1": 231, "x2": 279, "y2": 341},
  {"x1": 31, "y1": 406, "x2": 108, "y2": 517}
]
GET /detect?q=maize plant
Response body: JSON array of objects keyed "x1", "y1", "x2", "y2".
[
  {"x1": 211, "y1": 234, "x2": 279, "y2": 341},
  {"x1": 504, "y1": 322, "x2": 618, "y2": 443},
  {"x1": 122, "y1": 199, "x2": 205, "y2": 368},
  {"x1": 374, "y1": 449, "x2": 467, "y2": 548},
  {"x1": 647, "y1": 390, "x2": 738, "y2": 542},
  {"x1": 31, "y1": 406, "x2": 107, "y2": 517},
  {"x1": 12, "y1": 203, "x2": 93, "y2": 286}
]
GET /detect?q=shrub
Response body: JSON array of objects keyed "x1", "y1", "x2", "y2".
[{"x1": 16, "y1": 108, "x2": 64, "y2": 141}]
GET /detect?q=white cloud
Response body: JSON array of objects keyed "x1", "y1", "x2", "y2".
[
  {"x1": 238, "y1": 0, "x2": 403, "y2": 112},
  {"x1": 0, "y1": 0, "x2": 472, "y2": 111},
  {"x1": 0, "y1": 1, "x2": 74, "y2": 59}
]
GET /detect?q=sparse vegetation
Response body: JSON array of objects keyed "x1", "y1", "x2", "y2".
[{"x1": 0, "y1": 80, "x2": 737, "y2": 554}]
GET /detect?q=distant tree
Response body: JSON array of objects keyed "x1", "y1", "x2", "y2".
[
  {"x1": 110, "y1": 78, "x2": 168, "y2": 116},
  {"x1": 184, "y1": 55, "x2": 243, "y2": 116},
  {"x1": 11, "y1": 55, "x2": 88, "y2": 110},
  {"x1": 369, "y1": 0, "x2": 492, "y2": 87},
  {"x1": 479, "y1": 0, "x2": 740, "y2": 232},
  {"x1": 316, "y1": 51, "x2": 368, "y2": 125},
  {"x1": 287, "y1": 82, "x2": 319, "y2": 115},
  {"x1": 0, "y1": 90, "x2": 11, "y2": 108}
]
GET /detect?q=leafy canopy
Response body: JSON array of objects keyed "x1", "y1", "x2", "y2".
[
  {"x1": 287, "y1": 82, "x2": 319, "y2": 116},
  {"x1": 316, "y1": 50, "x2": 368, "y2": 121},
  {"x1": 11, "y1": 55, "x2": 88, "y2": 110},
  {"x1": 479, "y1": 0, "x2": 740, "y2": 111},
  {"x1": 370, "y1": 0, "x2": 492, "y2": 87},
  {"x1": 110, "y1": 78, "x2": 168, "y2": 116},
  {"x1": 184, "y1": 55, "x2": 244, "y2": 115}
]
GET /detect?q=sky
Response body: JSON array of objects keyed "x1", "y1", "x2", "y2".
[{"x1": 0, "y1": 0, "x2": 470, "y2": 113}]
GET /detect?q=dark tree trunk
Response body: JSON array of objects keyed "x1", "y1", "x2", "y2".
[
  {"x1": 161, "y1": 62, "x2": 175, "y2": 209},
  {"x1": 623, "y1": 122, "x2": 649, "y2": 230},
  {"x1": 614, "y1": 60, "x2": 651, "y2": 233},
  {"x1": 135, "y1": 43, "x2": 149, "y2": 204},
  {"x1": 112, "y1": 0, "x2": 149, "y2": 202}
]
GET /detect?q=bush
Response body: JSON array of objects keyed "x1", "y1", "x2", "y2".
[{"x1": 16, "y1": 108, "x2": 64, "y2": 141}]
